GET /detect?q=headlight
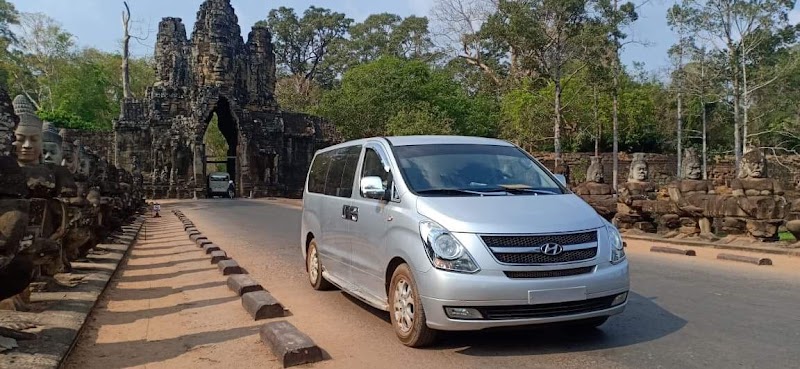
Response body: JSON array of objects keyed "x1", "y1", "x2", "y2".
[
  {"x1": 419, "y1": 220, "x2": 480, "y2": 273},
  {"x1": 607, "y1": 224, "x2": 626, "y2": 264}
]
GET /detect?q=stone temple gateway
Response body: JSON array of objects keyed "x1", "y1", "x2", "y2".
[{"x1": 114, "y1": 0, "x2": 341, "y2": 199}]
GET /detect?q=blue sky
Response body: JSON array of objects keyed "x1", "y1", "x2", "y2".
[{"x1": 7, "y1": 0, "x2": 755, "y2": 75}]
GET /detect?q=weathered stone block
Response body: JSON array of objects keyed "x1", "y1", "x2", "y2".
[
  {"x1": 203, "y1": 243, "x2": 220, "y2": 254},
  {"x1": 210, "y1": 250, "x2": 228, "y2": 264},
  {"x1": 260, "y1": 321, "x2": 324, "y2": 367},
  {"x1": 717, "y1": 253, "x2": 772, "y2": 266},
  {"x1": 242, "y1": 290, "x2": 284, "y2": 320},
  {"x1": 195, "y1": 237, "x2": 209, "y2": 246},
  {"x1": 227, "y1": 274, "x2": 264, "y2": 296},
  {"x1": 217, "y1": 259, "x2": 245, "y2": 275}
]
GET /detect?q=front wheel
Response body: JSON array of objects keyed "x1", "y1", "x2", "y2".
[
  {"x1": 306, "y1": 240, "x2": 334, "y2": 290},
  {"x1": 389, "y1": 264, "x2": 438, "y2": 347}
]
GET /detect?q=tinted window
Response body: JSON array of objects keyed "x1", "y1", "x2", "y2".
[
  {"x1": 324, "y1": 145, "x2": 361, "y2": 198},
  {"x1": 360, "y1": 147, "x2": 392, "y2": 198},
  {"x1": 307, "y1": 152, "x2": 331, "y2": 194},
  {"x1": 393, "y1": 144, "x2": 564, "y2": 195}
]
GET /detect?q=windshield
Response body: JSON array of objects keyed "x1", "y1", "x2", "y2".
[
  {"x1": 210, "y1": 175, "x2": 229, "y2": 181},
  {"x1": 394, "y1": 144, "x2": 565, "y2": 196}
]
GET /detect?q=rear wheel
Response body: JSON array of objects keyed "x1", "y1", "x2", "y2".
[
  {"x1": 389, "y1": 264, "x2": 438, "y2": 347},
  {"x1": 306, "y1": 240, "x2": 334, "y2": 290}
]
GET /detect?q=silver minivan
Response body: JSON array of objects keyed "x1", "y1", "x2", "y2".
[{"x1": 300, "y1": 136, "x2": 629, "y2": 347}]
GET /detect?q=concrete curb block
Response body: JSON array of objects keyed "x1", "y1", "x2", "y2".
[
  {"x1": 189, "y1": 234, "x2": 205, "y2": 242},
  {"x1": 203, "y1": 244, "x2": 221, "y2": 254},
  {"x1": 195, "y1": 237, "x2": 209, "y2": 246},
  {"x1": 218, "y1": 259, "x2": 245, "y2": 275},
  {"x1": 242, "y1": 291, "x2": 285, "y2": 320},
  {"x1": 227, "y1": 275, "x2": 265, "y2": 296},
  {"x1": 625, "y1": 233, "x2": 800, "y2": 257},
  {"x1": 717, "y1": 253, "x2": 773, "y2": 266},
  {"x1": 210, "y1": 250, "x2": 229, "y2": 264},
  {"x1": 650, "y1": 246, "x2": 696, "y2": 256},
  {"x1": 260, "y1": 321, "x2": 324, "y2": 368}
]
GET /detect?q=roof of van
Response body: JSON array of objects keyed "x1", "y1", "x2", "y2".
[
  {"x1": 317, "y1": 135, "x2": 514, "y2": 153},
  {"x1": 385, "y1": 135, "x2": 513, "y2": 147}
]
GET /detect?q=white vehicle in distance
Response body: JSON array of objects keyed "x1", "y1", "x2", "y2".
[
  {"x1": 207, "y1": 172, "x2": 234, "y2": 198},
  {"x1": 300, "y1": 135, "x2": 629, "y2": 347}
]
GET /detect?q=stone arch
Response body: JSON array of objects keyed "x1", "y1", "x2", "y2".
[{"x1": 194, "y1": 91, "x2": 243, "y2": 196}]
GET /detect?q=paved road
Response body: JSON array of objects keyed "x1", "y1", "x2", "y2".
[{"x1": 177, "y1": 199, "x2": 800, "y2": 369}]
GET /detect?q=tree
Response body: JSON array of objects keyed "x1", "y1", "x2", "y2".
[
  {"x1": 317, "y1": 56, "x2": 497, "y2": 140},
  {"x1": 667, "y1": 2, "x2": 693, "y2": 177},
  {"x1": 482, "y1": 0, "x2": 593, "y2": 167},
  {"x1": 11, "y1": 12, "x2": 75, "y2": 109},
  {"x1": 386, "y1": 102, "x2": 455, "y2": 136},
  {"x1": 592, "y1": 0, "x2": 638, "y2": 190},
  {"x1": 0, "y1": 0, "x2": 19, "y2": 87},
  {"x1": 260, "y1": 6, "x2": 352, "y2": 89},
  {"x1": 682, "y1": 0, "x2": 795, "y2": 172},
  {"x1": 431, "y1": 0, "x2": 505, "y2": 85}
]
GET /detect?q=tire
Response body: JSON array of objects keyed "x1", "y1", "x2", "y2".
[
  {"x1": 389, "y1": 264, "x2": 438, "y2": 347},
  {"x1": 306, "y1": 240, "x2": 334, "y2": 290}
]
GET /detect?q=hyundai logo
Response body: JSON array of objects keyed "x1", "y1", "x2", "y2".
[{"x1": 540, "y1": 243, "x2": 564, "y2": 256}]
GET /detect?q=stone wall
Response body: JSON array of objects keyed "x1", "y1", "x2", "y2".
[
  {"x1": 535, "y1": 151, "x2": 799, "y2": 190},
  {"x1": 0, "y1": 88, "x2": 17, "y2": 155},
  {"x1": 61, "y1": 129, "x2": 115, "y2": 164}
]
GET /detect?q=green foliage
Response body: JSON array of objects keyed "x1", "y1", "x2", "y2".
[
  {"x1": 204, "y1": 114, "x2": 228, "y2": 173},
  {"x1": 317, "y1": 56, "x2": 498, "y2": 140},
  {"x1": 386, "y1": 102, "x2": 454, "y2": 136}
]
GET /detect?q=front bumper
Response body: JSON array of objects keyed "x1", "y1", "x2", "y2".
[{"x1": 417, "y1": 260, "x2": 629, "y2": 331}]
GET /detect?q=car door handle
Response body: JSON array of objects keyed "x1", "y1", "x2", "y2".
[{"x1": 342, "y1": 205, "x2": 358, "y2": 221}]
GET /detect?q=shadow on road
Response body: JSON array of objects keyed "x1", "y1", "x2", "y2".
[
  {"x1": 342, "y1": 290, "x2": 686, "y2": 355},
  {"x1": 438, "y1": 291, "x2": 686, "y2": 355}
]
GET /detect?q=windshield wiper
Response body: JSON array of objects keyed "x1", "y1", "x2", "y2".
[
  {"x1": 481, "y1": 185, "x2": 560, "y2": 195},
  {"x1": 416, "y1": 188, "x2": 495, "y2": 196}
]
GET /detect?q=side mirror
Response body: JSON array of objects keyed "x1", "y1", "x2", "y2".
[
  {"x1": 360, "y1": 176, "x2": 386, "y2": 200},
  {"x1": 554, "y1": 174, "x2": 567, "y2": 186}
]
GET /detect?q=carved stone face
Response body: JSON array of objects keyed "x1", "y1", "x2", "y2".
[
  {"x1": 42, "y1": 140, "x2": 63, "y2": 165},
  {"x1": 586, "y1": 163, "x2": 604, "y2": 183},
  {"x1": 62, "y1": 143, "x2": 79, "y2": 174},
  {"x1": 747, "y1": 160, "x2": 764, "y2": 178},
  {"x1": 78, "y1": 149, "x2": 93, "y2": 178},
  {"x1": 630, "y1": 163, "x2": 648, "y2": 182},
  {"x1": 13, "y1": 128, "x2": 42, "y2": 166},
  {"x1": 685, "y1": 162, "x2": 702, "y2": 180}
]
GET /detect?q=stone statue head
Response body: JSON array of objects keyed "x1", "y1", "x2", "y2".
[
  {"x1": 739, "y1": 148, "x2": 766, "y2": 179},
  {"x1": 627, "y1": 153, "x2": 649, "y2": 182},
  {"x1": 60, "y1": 129, "x2": 79, "y2": 174},
  {"x1": 41, "y1": 121, "x2": 63, "y2": 165},
  {"x1": 682, "y1": 148, "x2": 702, "y2": 180},
  {"x1": 586, "y1": 156, "x2": 605, "y2": 183},
  {"x1": 77, "y1": 142, "x2": 94, "y2": 179},
  {"x1": 11, "y1": 95, "x2": 43, "y2": 166}
]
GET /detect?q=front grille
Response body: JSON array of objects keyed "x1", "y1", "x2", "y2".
[
  {"x1": 482, "y1": 231, "x2": 598, "y2": 265},
  {"x1": 476, "y1": 295, "x2": 617, "y2": 320},
  {"x1": 494, "y1": 248, "x2": 598, "y2": 264},
  {"x1": 504, "y1": 266, "x2": 595, "y2": 279},
  {"x1": 482, "y1": 231, "x2": 597, "y2": 248}
]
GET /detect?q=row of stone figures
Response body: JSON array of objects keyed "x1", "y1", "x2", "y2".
[
  {"x1": 573, "y1": 148, "x2": 800, "y2": 243},
  {"x1": 0, "y1": 95, "x2": 146, "y2": 314}
]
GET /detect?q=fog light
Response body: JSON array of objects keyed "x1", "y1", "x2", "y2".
[
  {"x1": 444, "y1": 307, "x2": 483, "y2": 320},
  {"x1": 611, "y1": 292, "x2": 628, "y2": 306}
]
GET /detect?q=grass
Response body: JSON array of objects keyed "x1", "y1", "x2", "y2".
[{"x1": 779, "y1": 231, "x2": 797, "y2": 242}]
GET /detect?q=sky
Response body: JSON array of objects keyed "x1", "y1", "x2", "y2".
[{"x1": 10, "y1": 0, "x2": 792, "y2": 76}]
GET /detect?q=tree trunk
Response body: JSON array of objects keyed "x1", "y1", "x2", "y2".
[
  {"x1": 677, "y1": 92, "x2": 683, "y2": 177},
  {"x1": 554, "y1": 79, "x2": 562, "y2": 168},
  {"x1": 701, "y1": 100, "x2": 708, "y2": 180},
  {"x1": 122, "y1": 1, "x2": 132, "y2": 99},
  {"x1": 593, "y1": 85, "x2": 600, "y2": 157},
  {"x1": 741, "y1": 56, "x2": 748, "y2": 151},
  {"x1": 729, "y1": 45, "x2": 742, "y2": 173}
]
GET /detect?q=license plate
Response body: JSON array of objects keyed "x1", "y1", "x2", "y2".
[{"x1": 528, "y1": 287, "x2": 587, "y2": 304}]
